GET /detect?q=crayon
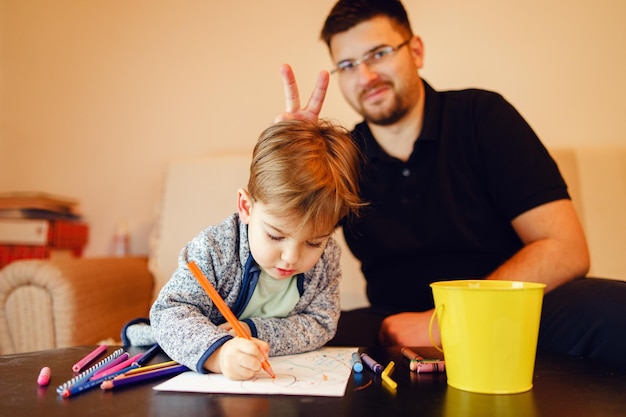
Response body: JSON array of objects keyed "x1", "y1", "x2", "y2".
[
  {"x1": 351, "y1": 352, "x2": 363, "y2": 373},
  {"x1": 381, "y1": 361, "x2": 398, "y2": 390},
  {"x1": 37, "y1": 366, "x2": 51, "y2": 386},
  {"x1": 410, "y1": 360, "x2": 446, "y2": 373},
  {"x1": 360, "y1": 352, "x2": 383, "y2": 374},
  {"x1": 401, "y1": 347, "x2": 445, "y2": 373},
  {"x1": 401, "y1": 347, "x2": 423, "y2": 362}
]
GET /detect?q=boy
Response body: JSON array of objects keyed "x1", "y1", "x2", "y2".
[{"x1": 147, "y1": 119, "x2": 362, "y2": 380}]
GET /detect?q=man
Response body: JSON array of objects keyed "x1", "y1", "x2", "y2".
[{"x1": 275, "y1": 0, "x2": 626, "y2": 368}]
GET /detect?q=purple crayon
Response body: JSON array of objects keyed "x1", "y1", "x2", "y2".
[{"x1": 360, "y1": 353, "x2": 383, "y2": 374}]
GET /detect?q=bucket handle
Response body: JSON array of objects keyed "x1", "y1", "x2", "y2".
[{"x1": 429, "y1": 304, "x2": 444, "y2": 353}]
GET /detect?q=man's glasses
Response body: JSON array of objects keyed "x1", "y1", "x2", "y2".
[{"x1": 331, "y1": 39, "x2": 411, "y2": 75}]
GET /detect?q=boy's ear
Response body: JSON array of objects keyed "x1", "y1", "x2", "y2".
[{"x1": 237, "y1": 188, "x2": 253, "y2": 224}]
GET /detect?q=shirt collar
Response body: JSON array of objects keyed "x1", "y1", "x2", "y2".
[{"x1": 353, "y1": 78, "x2": 440, "y2": 162}]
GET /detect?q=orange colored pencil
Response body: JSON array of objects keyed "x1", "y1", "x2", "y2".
[{"x1": 187, "y1": 260, "x2": 276, "y2": 378}]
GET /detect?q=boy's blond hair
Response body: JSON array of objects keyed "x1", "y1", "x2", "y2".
[{"x1": 248, "y1": 119, "x2": 363, "y2": 237}]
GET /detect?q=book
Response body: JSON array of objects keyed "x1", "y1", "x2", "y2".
[
  {"x1": 0, "y1": 193, "x2": 87, "y2": 269},
  {"x1": 0, "y1": 245, "x2": 80, "y2": 269},
  {"x1": 0, "y1": 208, "x2": 82, "y2": 221},
  {"x1": 0, "y1": 192, "x2": 80, "y2": 216},
  {"x1": 0, "y1": 219, "x2": 49, "y2": 245},
  {"x1": 0, "y1": 219, "x2": 88, "y2": 247}
]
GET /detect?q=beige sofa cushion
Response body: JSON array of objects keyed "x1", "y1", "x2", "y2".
[
  {"x1": 551, "y1": 147, "x2": 626, "y2": 280},
  {"x1": 148, "y1": 153, "x2": 251, "y2": 300}
]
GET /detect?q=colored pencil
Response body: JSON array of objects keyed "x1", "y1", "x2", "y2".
[
  {"x1": 56, "y1": 347, "x2": 124, "y2": 394},
  {"x1": 72, "y1": 344, "x2": 107, "y2": 372},
  {"x1": 62, "y1": 364, "x2": 139, "y2": 398},
  {"x1": 136, "y1": 343, "x2": 161, "y2": 366},
  {"x1": 121, "y1": 360, "x2": 178, "y2": 377},
  {"x1": 100, "y1": 364, "x2": 189, "y2": 390},
  {"x1": 88, "y1": 352, "x2": 129, "y2": 380},
  {"x1": 187, "y1": 260, "x2": 275, "y2": 378},
  {"x1": 91, "y1": 353, "x2": 142, "y2": 380}
]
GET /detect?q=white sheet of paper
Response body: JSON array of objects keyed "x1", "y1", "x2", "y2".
[{"x1": 153, "y1": 347, "x2": 357, "y2": 397}]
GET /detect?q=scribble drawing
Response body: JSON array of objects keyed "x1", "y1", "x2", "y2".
[
  {"x1": 241, "y1": 350, "x2": 352, "y2": 390},
  {"x1": 153, "y1": 347, "x2": 356, "y2": 397}
]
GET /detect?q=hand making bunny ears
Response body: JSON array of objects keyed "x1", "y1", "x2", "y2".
[{"x1": 274, "y1": 64, "x2": 330, "y2": 123}]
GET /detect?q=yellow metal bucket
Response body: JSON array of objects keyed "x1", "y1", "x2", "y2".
[{"x1": 430, "y1": 280, "x2": 545, "y2": 394}]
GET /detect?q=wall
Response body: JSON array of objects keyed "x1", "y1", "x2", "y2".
[{"x1": 1, "y1": 0, "x2": 625, "y2": 257}]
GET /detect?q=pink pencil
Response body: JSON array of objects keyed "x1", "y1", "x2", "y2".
[
  {"x1": 72, "y1": 345, "x2": 108, "y2": 372},
  {"x1": 89, "y1": 352, "x2": 129, "y2": 380},
  {"x1": 90, "y1": 353, "x2": 142, "y2": 380}
]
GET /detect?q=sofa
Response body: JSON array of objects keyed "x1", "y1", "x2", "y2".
[{"x1": 1, "y1": 147, "x2": 625, "y2": 354}]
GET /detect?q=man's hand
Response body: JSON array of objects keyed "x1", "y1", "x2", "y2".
[
  {"x1": 205, "y1": 337, "x2": 271, "y2": 380},
  {"x1": 274, "y1": 64, "x2": 329, "y2": 123},
  {"x1": 379, "y1": 310, "x2": 441, "y2": 347}
]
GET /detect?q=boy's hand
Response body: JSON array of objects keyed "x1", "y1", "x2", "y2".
[
  {"x1": 219, "y1": 320, "x2": 251, "y2": 337},
  {"x1": 205, "y1": 337, "x2": 271, "y2": 380},
  {"x1": 274, "y1": 64, "x2": 329, "y2": 123}
]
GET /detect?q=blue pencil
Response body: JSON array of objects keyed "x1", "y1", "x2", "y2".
[
  {"x1": 61, "y1": 363, "x2": 139, "y2": 398},
  {"x1": 136, "y1": 343, "x2": 161, "y2": 366}
]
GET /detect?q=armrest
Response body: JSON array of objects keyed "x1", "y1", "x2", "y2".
[{"x1": 0, "y1": 257, "x2": 154, "y2": 354}]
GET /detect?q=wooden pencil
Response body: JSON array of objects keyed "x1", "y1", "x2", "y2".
[{"x1": 187, "y1": 260, "x2": 276, "y2": 378}]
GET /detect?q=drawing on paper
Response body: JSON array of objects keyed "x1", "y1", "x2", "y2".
[
  {"x1": 241, "y1": 350, "x2": 353, "y2": 390},
  {"x1": 153, "y1": 347, "x2": 357, "y2": 397}
]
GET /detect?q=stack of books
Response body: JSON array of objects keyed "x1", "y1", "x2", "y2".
[{"x1": 0, "y1": 192, "x2": 89, "y2": 269}]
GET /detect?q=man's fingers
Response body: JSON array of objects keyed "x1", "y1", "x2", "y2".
[
  {"x1": 277, "y1": 64, "x2": 329, "y2": 122},
  {"x1": 280, "y1": 64, "x2": 301, "y2": 113},
  {"x1": 304, "y1": 70, "x2": 330, "y2": 117}
]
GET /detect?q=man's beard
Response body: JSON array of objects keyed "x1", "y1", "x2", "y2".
[
  {"x1": 363, "y1": 104, "x2": 408, "y2": 126},
  {"x1": 359, "y1": 88, "x2": 409, "y2": 126}
]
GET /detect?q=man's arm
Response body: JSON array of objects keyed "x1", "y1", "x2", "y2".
[
  {"x1": 380, "y1": 198, "x2": 590, "y2": 346},
  {"x1": 489, "y1": 198, "x2": 589, "y2": 292}
]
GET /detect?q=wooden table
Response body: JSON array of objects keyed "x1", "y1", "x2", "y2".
[{"x1": 1, "y1": 345, "x2": 624, "y2": 417}]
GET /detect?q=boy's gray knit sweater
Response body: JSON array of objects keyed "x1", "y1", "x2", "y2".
[{"x1": 148, "y1": 213, "x2": 342, "y2": 373}]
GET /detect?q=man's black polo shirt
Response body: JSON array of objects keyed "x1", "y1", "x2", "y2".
[{"x1": 342, "y1": 80, "x2": 569, "y2": 312}]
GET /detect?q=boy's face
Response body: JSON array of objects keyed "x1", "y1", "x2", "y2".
[{"x1": 237, "y1": 189, "x2": 331, "y2": 280}]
